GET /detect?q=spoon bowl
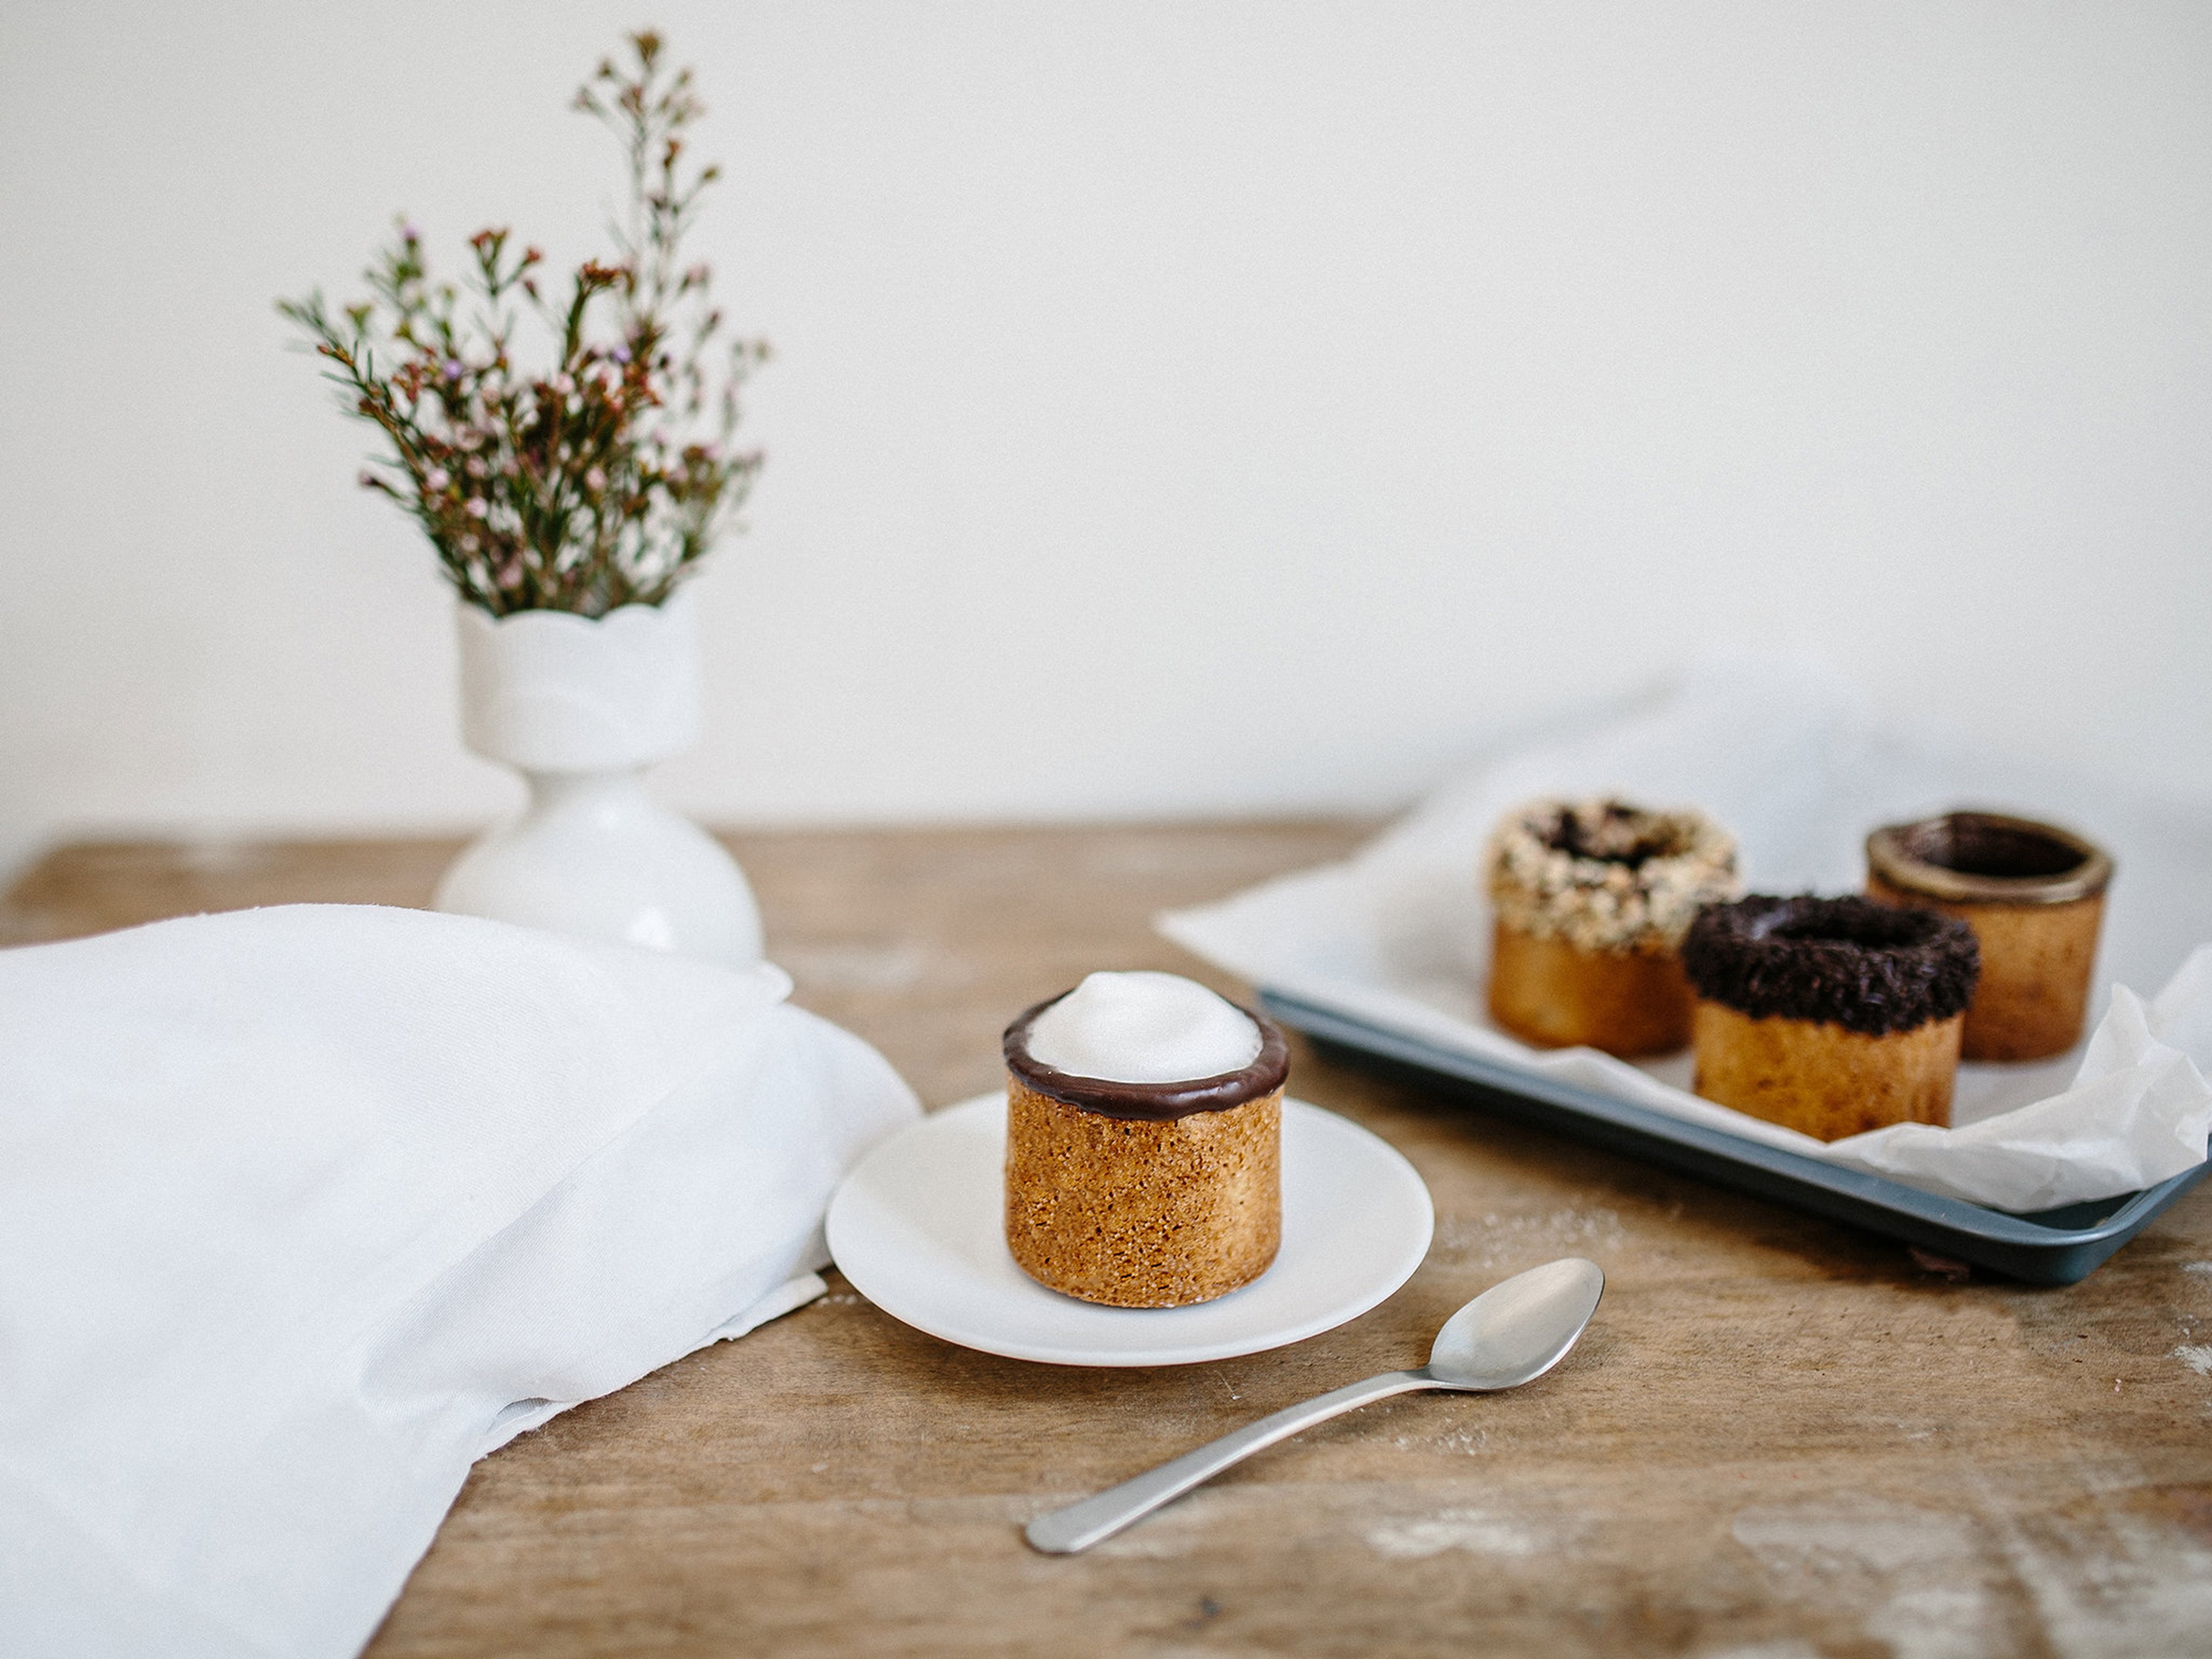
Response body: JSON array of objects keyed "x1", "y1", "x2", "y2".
[
  {"x1": 1025, "y1": 1256, "x2": 1605, "y2": 1554},
  {"x1": 1427, "y1": 1255, "x2": 1605, "y2": 1389}
]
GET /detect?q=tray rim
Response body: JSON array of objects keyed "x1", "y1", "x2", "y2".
[{"x1": 1259, "y1": 986, "x2": 2209, "y2": 1283}]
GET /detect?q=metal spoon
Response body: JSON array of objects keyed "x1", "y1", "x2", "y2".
[{"x1": 1024, "y1": 1256, "x2": 1605, "y2": 1555}]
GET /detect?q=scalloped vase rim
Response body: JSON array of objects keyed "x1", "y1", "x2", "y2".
[
  {"x1": 453, "y1": 586, "x2": 700, "y2": 772},
  {"x1": 456, "y1": 592, "x2": 692, "y2": 633}
]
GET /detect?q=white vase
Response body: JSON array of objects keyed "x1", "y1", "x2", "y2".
[{"x1": 432, "y1": 591, "x2": 764, "y2": 967}]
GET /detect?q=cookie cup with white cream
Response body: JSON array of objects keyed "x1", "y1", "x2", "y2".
[{"x1": 1003, "y1": 972, "x2": 1286, "y2": 1308}]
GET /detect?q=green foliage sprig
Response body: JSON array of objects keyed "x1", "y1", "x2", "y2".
[{"x1": 281, "y1": 32, "x2": 766, "y2": 618}]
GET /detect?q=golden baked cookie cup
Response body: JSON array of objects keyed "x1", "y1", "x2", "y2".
[
  {"x1": 1866, "y1": 812, "x2": 2113, "y2": 1062},
  {"x1": 1002, "y1": 993, "x2": 1286, "y2": 1308},
  {"x1": 1487, "y1": 925, "x2": 1695, "y2": 1057},
  {"x1": 1484, "y1": 798, "x2": 1740, "y2": 1058},
  {"x1": 1681, "y1": 895, "x2": 1980, "y2": 1142}
]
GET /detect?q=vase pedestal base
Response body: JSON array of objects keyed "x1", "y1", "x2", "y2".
[{"x1": 434, "y1": 767, "x2": 763, "y2": 967}]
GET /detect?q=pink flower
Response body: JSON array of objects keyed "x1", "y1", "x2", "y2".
[
  {"x1": 425, "y1": 467, "x2": 450, "y2": 491},
  {"x1": 584, "y1": 467, "x2": 608, "y2": 493},
  {"x1": 465, "y1": 497, "x2": 488, "y2": 519}
]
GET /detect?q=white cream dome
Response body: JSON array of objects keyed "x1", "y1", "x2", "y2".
[{"x1": 1023, "y1": 971, "x2": 1262, "y2": 1085}]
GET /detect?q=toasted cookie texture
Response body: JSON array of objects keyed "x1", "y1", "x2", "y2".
[
  {"x1": 1690, "y1": 999, "x2": 1964, "y2": 1141},
  {"x1": 1003, "y1": 1078, "x2": 1280, "y2": 1307},
  {"x1": 1488, "y1": 922, "x2": 1698, "y2": 1057}
]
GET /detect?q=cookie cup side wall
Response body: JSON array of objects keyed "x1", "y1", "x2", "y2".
[
  {"x1": 1691, "y1": 1001, "x2": 1962, "y2": 1141},
  {"x1": 1002, "y1": 1077, "x2": 1281, "y2": 1308},
  {"x1": 1489, "y1": 920, "x2": 1692, "y2": 1057},
  {"x1": 1866, "y1": 877, "x2": 2104, "y2": 1061}
]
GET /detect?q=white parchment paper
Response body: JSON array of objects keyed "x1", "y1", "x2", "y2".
[{"x1": 1160, "y1": 660, "x2": 2212, "y2": 1211}]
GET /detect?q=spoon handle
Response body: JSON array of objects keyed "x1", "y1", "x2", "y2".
[{"x1": 1024, "y1": 1369, "x2": 1432, "y2": 1554}]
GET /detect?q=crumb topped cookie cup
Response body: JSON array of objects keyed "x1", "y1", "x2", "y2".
[
  {"x1": 1866, "y1": 812, "x2": 2113, "y2": 1062},
  {"x1": 1484, "y1": 798, "x2": 1740, "y2": 1058},
  {"x1": 1002, "y1": 989, "x2": 1287, "y2": 1309},
  {"x1": 1681, "y1": 896, "x2": 1980, "y2": 1142}
]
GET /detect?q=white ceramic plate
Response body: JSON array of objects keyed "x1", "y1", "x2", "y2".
[{"x1": 825, "y1": 1093, "x2": 1434, "y2": 1367}]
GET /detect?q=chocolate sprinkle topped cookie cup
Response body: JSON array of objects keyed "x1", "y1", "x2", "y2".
[
  {"x1": 1681, "y1": 895, "x2": 1980, "y2": 1142},
  {"x1": 1002, "y1": 983, "x2": 1287, "y2": 1308}
]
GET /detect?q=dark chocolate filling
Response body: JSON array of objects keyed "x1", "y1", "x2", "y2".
[
  {"x1": 1904, "y1": 818, "x2": 2082, "y2": 880},
  {"x1": 1003, "y1": 990, "x2": 1289, "y2": 1122},
  {"x1": 1536, "y1": 800, "x2": 1691, "y2": 869},
  {"x1": 1681, "y1": 894, "x2": 1980, "y2": 1036},
  {"x1": 1866, "y1": 812, "x2": 2112, "y2": 906}
]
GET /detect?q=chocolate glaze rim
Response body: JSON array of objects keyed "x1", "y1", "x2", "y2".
[
  {"x1": 1866, "y1": 810, "x2": 2112, "y2": 908},
  {"x1": 1003, "y1": 990, "x2": 1290, "y2": 1121},
  {"x1": 1681, "y1": 893, "x2": 1980, "y2": 1037}
]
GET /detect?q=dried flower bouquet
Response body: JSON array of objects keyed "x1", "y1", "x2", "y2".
[{"x1": 281, "y1": 32, "x2": 765, "y2": 618}]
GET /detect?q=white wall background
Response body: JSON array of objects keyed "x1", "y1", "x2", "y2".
[{"x1": 3, "y1": 1, "x2": 2208, "y2": 856}]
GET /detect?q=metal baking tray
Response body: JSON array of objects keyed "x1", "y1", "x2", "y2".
[{"x1": 1259, "y1": 987, "x2": 2209, "y2": 1286}]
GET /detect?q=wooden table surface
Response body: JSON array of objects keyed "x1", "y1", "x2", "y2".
[{"x1": 7, "y1": 827, "x2": 2210, "y2": 1659}]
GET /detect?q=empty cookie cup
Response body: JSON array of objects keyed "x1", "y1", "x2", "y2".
[{"x1": 1865, "y1": 812, "x2": 2113, "y2": 1062}]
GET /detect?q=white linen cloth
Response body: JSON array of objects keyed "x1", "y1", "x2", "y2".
[
  {"x1": 0, "y1": 903, "x2": 919, "y2": 1659},
  {"x1": 1161, "y1": 660, "x2": 2212, "y2": 1211}
]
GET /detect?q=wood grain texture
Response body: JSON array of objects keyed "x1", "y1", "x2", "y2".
[{"x1": 7, "y1": 825, "x2": 2211, "y2": 1658}]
